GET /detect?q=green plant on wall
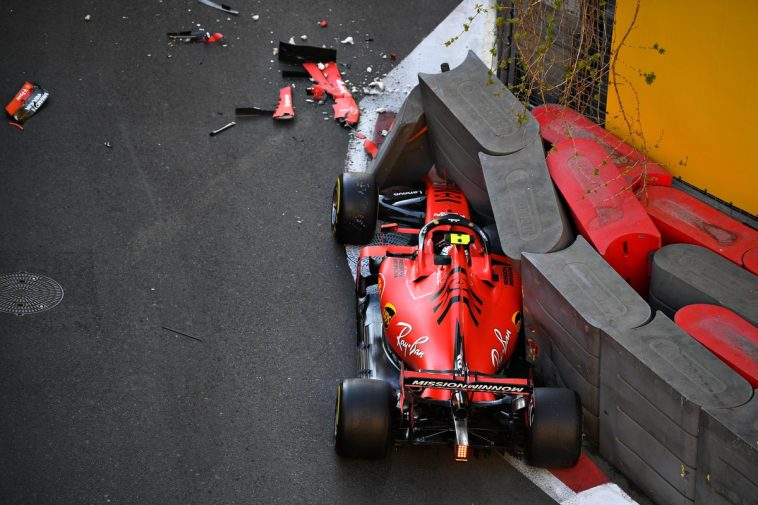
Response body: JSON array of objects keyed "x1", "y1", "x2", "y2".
[{"x1": 447, "y1": 0, "x2": 666, "y2": 198}]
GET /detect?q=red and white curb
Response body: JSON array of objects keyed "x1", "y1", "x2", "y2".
[
  {"x1": 503, "y1": 452, "x2": 638, "y2": 504},
  {"x1": 344, "y1": 2, "x2": 641, "y2": 504}
]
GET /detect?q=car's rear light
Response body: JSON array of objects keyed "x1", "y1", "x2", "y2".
[{"x1": 455, "y1": 444, "x2": 469, "y2": 462}]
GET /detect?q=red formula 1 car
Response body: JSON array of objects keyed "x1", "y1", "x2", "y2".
[{"x1": 330, "y1": 173, "x2": 582, "y2": 466}]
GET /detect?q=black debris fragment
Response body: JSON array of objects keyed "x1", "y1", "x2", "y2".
[
  {"x1": 235, "y1": 107, "x2": 274, "y2": 117},
  {"x1": 161, "y1": 326, "x2": 203, "y2": 342},
  {"x1": 278, "y1": 41, "x2": 336, "y2": 64},
  {"x1": 167, "y1": 30, "x2": 224, "y2": 44},
  {"x1": 281, "y1": 69, "x2": 310, "y2": 79}
]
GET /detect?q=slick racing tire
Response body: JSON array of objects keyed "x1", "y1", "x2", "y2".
[
  {"x1": 526, "y1": 387, "x2": 582, "y2": 468},
  {"x1": 331, "y1": 172, "x2": 377, "y2": 245},
  {"x1": 334, "y1": 378, "x2": 392, "y2": 458}
]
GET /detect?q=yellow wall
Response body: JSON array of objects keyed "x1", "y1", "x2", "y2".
[{"x1": 606, "y1": 0, "x2": 757, "y2": 215}]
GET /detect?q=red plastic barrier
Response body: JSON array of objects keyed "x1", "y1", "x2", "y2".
[
  {"x1": 547, "y1": 138, "x2": 661, "y2": 295},
  {"x1": 532, "y1": 104, "x2": 672, "y2": 189},
  {"x1": 641, "y1": 185, "x2": 758, "y2": 270},
  {"x1": 675, "y1": 304, "x2": 758, "y2": 387},
  {"x1": 744, "y1": 247, "x2": 758, "y2": 275}
]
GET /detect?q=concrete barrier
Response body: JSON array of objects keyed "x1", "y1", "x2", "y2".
[
  {"x1": 599, "y1": 312, "x2": 753, "y2": 505},
  {"x1": 417, "y1": 51, "x2": 571, "y2": 258},
  {"x1": 522, "y1": 235, "x2": 651, "y2": 444},
  {"x1": 695, "y1": 393, "x2": 758, "y2": 505},
  {"x1": 649, "y1": 243, "x2": 758, "y2": 325},
  {"x1": 480, "y1": 150, "x2": 573, "y2": 259},
  {"x1": 369, "y1": 86, "x2": 434, "y2": 189}
]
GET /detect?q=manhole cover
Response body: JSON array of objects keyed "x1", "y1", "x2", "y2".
[{"x1": 0, "y1": 272, "x2": 64, "y2": 315}]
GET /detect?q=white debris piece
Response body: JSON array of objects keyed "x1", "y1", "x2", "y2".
[
  {"x1": 84, "y1": 14, "x2": 92, "y2": 21},
  {"x1": 273, "y1": 47, "x2": 278, "y2": 56},
  {"x1": 317, "y1": 62, "x2": 326, "y2": 70},
  {"x1": 252, "y1": 14, "x2": 260, "y2": 21},
  {"x1": 381, "y1": 129, "x2": 388, "y2": 136},
  {"x1": 300, "y1": 34, "x2": 308, "y2": 41},
  {"x1": 288, "y1": 36, "x2": 295, "y2": 44},
  {"x1": 376, "y1": 107, "x2": 388, "y2": 113},
  {"x1": 340, "y1": 36, "x2": 354, "y2": 45},
  {"x1": 366, "y1": 66, "x2": 373, "y2": 73},
  {"x1": 368, "y1": 80, "x2": 385, "y2": 92}
]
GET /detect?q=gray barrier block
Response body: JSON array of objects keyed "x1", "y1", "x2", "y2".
[
  {"x1": 600, "y1": 312, "x2": 753, "y2": 505},
  {"x1": 369, "y1": 86, "x2": 434, "y2": 189},
  {"x1": 480, "y1": 148, "x2": 572, "y2": 258},
  {"x1": 418, "y1": 50, "x2": 540, "y2": 220},
  {"x1": 522, "y1": 235, "x2": 651, "y2": 444},
  {"x1": 650, "y1": 244, "x2": 758, "y2": 326},
  {"x1": 523, "y1": 309, "x2": 560, "y2": 385},
  {"x1": 696, "y1": 395, "x2": 758, "y2": 505}
]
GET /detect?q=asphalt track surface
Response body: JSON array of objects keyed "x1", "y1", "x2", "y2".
[{"x1": 0, "y1": 2, "x2": 558, "y2": 504}]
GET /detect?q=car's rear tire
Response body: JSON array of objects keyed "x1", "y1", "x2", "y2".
[
  {"x1": 526, "y1": 387, "x2": 582, "y2": 468},
  {"x1": 334, "y1": 378, "x2": 392, "y2": 458},
  {"x1": 331, "y1": 172, "x2": 377, "y2": 244}
]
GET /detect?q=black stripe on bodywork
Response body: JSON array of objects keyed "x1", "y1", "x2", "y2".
[
  {"x1": 429, "y1": 267, "x2": 466, "y2": 302},
  {"x1": 435, "y1": 295, "x2": 479, "y2": 326}
]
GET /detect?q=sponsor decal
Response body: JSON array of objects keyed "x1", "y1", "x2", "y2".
[
  {"x1": 395, "y1": 322, "x2": 428, "y2": 358},
  {"x1": 392, "y1": 258, "x2": 406, "y2": 278},
  {"x1": 391, "y1": 190, "x2": 422, "y2": 197},
  {"x1": 501, "y1": 263, "x2": 514, "y2": 286},
  {"x1": 431, "y1": 186, "x2": 464, "y2": 204},
  {"x1": 407, "y1": 379, "x2": 525, "y2": 393},
  {"x1": 377, "y1": 273, "x2": 385, "y2": 296},
  {"x1": 382, "y1": 303, "x2": 396, "y2": 329},
  {"x1": 491, "y1": 328, "x2": 512, "y2": 369}
]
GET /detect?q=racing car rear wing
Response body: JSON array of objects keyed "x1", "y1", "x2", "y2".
[{"x1": 402, "y1": 370, "x2": 532, "y2": 395}]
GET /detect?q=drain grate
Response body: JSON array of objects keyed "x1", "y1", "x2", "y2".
[{"x1": 0, "y1": 272, "x2": 64, "y2": 315}]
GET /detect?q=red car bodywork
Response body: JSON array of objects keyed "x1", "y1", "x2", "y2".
[{"x1": 356, "y1": 179, "x2": 523, "y2": 403}]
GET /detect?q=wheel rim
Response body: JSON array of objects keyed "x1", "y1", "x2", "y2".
[
  {"x1": 333, "y1": 383, "x2": 342, "y2": 443},
  {"x1": 331, "y1": 177, "x2": 341, "y2": 236}
]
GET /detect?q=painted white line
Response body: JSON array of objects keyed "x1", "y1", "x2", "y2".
[
  {"x1": 502, "y1": 453, "x2": 577, "y2": 503},
  {"x1": 564, "y1": 484, "x2": 638, "y2": 505}
]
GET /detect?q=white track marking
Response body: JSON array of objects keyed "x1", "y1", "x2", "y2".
[
  {"x1": 564, "y1": 484, "x2": 638, "y2": 505},
  {"x1": 502, "y1": 453, "x2": 577, "y2": 503}
]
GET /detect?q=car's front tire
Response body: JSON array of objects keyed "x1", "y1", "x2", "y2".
[
  {"x1": 334, "y1": 378, "x2": 392, "y2": 458},
  {"x1": 331, "y1": 172, "x2": 377, "y2": 244},
  {"x1": 526, "y1": 387, "x2": 582, "y2": 468}
]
